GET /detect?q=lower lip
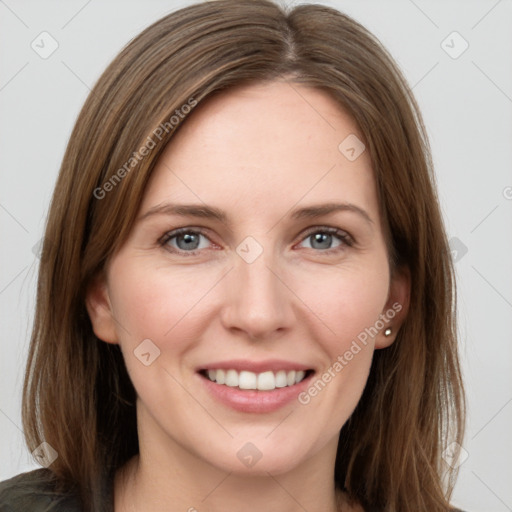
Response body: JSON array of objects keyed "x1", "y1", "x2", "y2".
[{"x1": 197, "y1": 371, "x2": 314, "y2": 413}]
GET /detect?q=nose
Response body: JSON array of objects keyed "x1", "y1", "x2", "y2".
[{"x1": 219, "y1": 246, "x2": 296, "y2": 341}]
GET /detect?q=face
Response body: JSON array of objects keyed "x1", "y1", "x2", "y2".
[{"x1": 87, "y1": 80, "x2": 409, "y2": 476}]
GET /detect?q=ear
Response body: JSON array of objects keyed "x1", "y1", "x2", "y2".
[
  {"x1": 375, "y1": 265, "x2": 410, "y2": 349},
  {"x1": 85, "y1": 271, "x2": 119, "y2": 344}
]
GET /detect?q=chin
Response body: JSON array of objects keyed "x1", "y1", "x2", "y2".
[{"x1": 196, "y1": 434, "x2": 318, "y2": 476}]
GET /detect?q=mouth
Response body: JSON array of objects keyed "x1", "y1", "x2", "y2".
[
  {"x1": 196, "y1": 362, "x2": 316, "y2": 413},
  {"x1": 198, "y1": 368, "x2": 315, "y2": 391}
]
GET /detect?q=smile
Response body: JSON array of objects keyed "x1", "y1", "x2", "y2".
[
  {"x1": 196, "y1": 360, "x2": 316, "y2": 413},
  {"x1": 202, "y1": 368, "x2": 311, "y2": 391}
]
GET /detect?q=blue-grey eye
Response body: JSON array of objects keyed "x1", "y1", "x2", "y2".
[
  {"x1": 163, "y1": 230, "x2": 210, "y2": 252},
  {"x1": 299, "y1": 230, "x2": 346, "y2": 251}
]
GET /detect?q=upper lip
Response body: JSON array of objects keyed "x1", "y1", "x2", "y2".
[{"x1": 197, "y1": 359, "x2": 314, "y2": 373}]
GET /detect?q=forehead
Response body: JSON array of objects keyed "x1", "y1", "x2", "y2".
[{"x1": 141, "y1": 80, "x2": 378, "y2": 223}]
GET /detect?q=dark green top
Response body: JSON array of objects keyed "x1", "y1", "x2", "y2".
[
  {"x1": 0, "y1": 469, "x2": 82, "y2": 511},
  {"x1": 0, "y1": 468, "x2": 467, "y2": 511}
]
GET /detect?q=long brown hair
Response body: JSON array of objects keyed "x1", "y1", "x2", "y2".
[{"x1": 22, "y1": 1, "x2": 465, "y2": 510}]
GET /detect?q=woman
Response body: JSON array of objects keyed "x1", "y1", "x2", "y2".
[{"x1": 0, "y1": 0, "x2": 466, "y2": 511}]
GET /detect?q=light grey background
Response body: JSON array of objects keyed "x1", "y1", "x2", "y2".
[{"x1": 1, "y1": 1, "x2": 511, "y2": 511}]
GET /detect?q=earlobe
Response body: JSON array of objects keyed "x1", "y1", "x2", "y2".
[
  {"x1": 85, "y1": 272, "x2": 119, "y2": 344},
  {"x1": 375, "y1": 265, "x2": 410, "y2": 349}
]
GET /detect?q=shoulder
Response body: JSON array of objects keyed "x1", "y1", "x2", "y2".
[{"x1": 0, "y1": 469, "x2": 81, "y2": 511}]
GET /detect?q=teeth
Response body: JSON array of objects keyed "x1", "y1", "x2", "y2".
[
  {"x1": 295, "y1": 370, "x2": 305, "y2": 383},
  {"x1": 257, "y1": 371, "x2": 275, "y2": 390},
  {"x1": 204, "y1": 368, "x2": 309, "y2": 390},
  {"x1": 275, "y1": 370, "x2": 287, "y2": 388},
  {"x1": 225, "y1": 369, "x2": 239, "y2": 387},
  {"x1": 216, "y1": 369, "x2": 226, "y2": 385},
  {"x1": 239, "y1": 371, "x2": 257, "y2": 390}
]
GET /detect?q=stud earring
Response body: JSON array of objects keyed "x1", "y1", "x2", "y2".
[{"x1": 384, "y1": 328, "x2": 392, "y2": 337}]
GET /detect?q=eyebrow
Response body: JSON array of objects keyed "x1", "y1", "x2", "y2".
[{"x1": 138, "y1": 201, "x2": 373, "y2": 226}]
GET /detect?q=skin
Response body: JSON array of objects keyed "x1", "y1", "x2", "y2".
[{"x1": 86, "y1": 80, "x2": 410, "y2": 512}]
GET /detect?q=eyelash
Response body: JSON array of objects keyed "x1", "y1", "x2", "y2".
[{"x1": 159, "y1": 226, "x2": 354, "y2": 257}]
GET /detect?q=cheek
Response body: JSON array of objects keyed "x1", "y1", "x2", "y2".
[
  {"x1": 106, "y1": 261, "x2": 210, "y2": 405},
  {"x1": 289, "y1": 260, "x2": 388, "y2": 410},
  {"x1": 108, "y1": 258, "x2": 215, "y2": 344},
  {"x1": 291, "y1": 259, "x2": 390, "y2": 345}
]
